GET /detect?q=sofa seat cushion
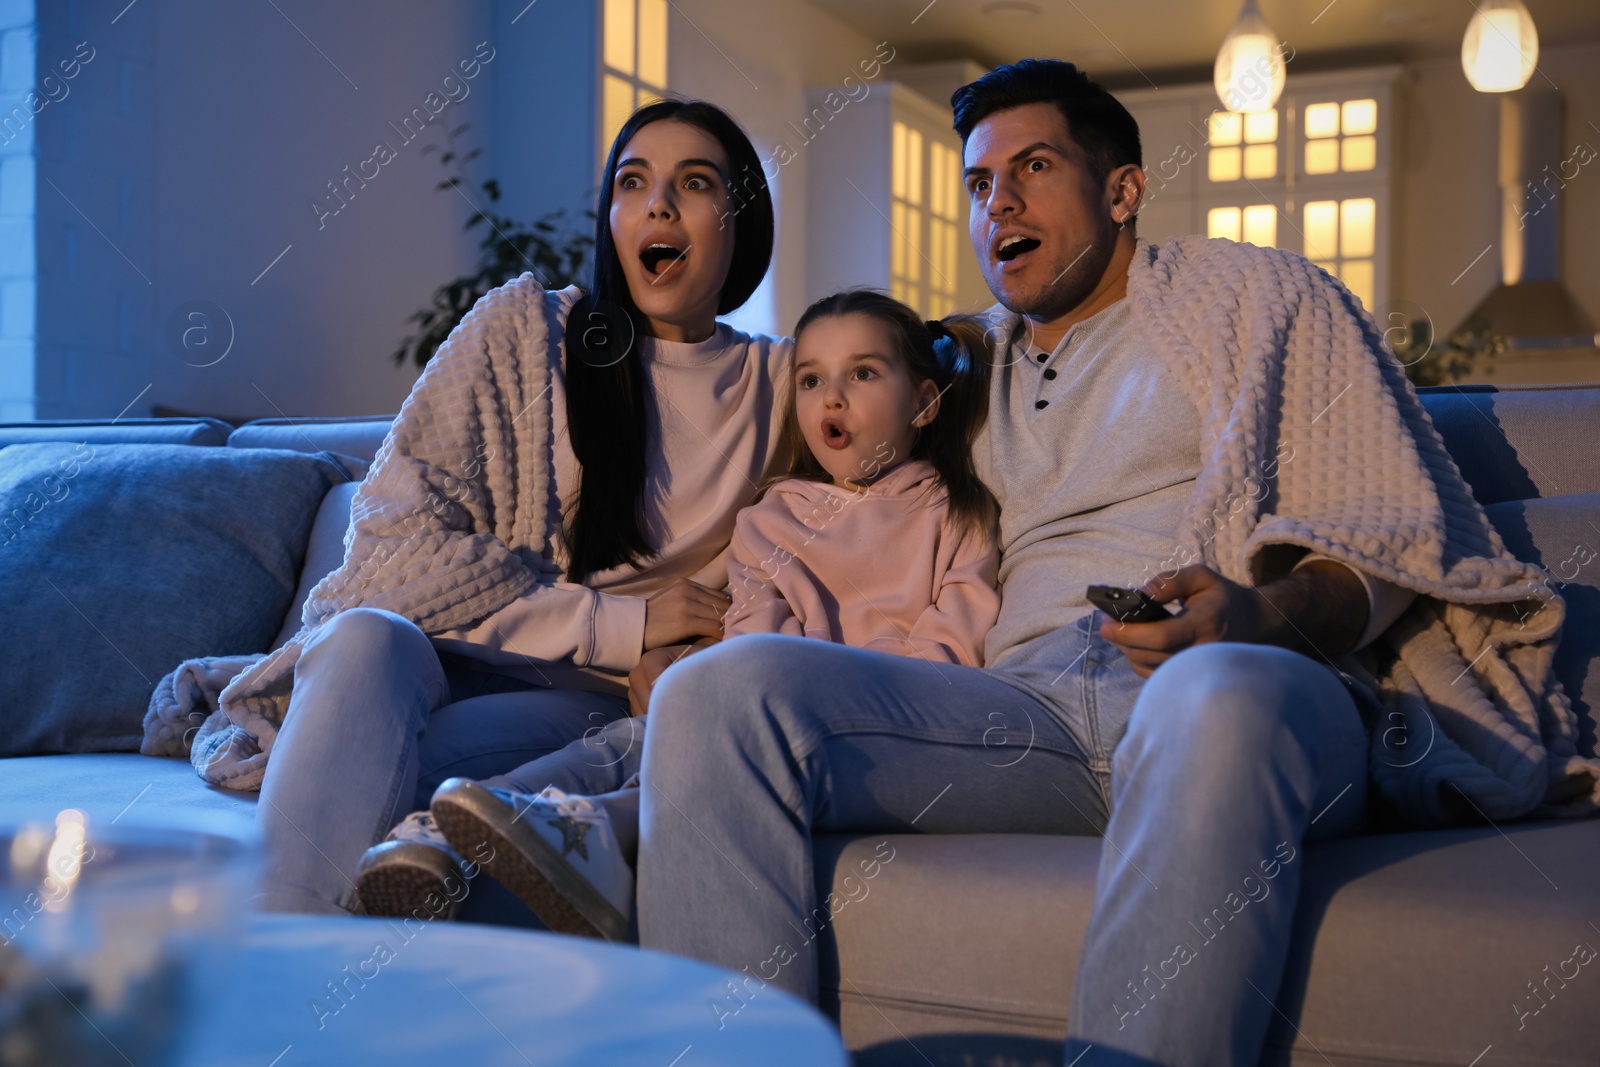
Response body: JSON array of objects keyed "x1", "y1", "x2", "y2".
[
  {"x1": 0, "y1": 753, "x2": 255, "y2": 837},
  {"x1": 817, "y1": 820, "x2": 1600, "y2": 1065},
  {"x1": 0, "y1": 443, "x2": 354, "y2": 756}
]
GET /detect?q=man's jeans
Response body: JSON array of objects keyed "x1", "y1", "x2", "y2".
[
  {"x1": 252, "y1": 607, "x2": 630, "y2": 915},
  {"x1": 637, "y1": 615, "x2": 1369, "y2": 1067}
]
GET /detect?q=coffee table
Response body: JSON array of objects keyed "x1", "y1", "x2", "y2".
[{"x1": 172, "y1": 915, "x2": 847, "y2": 1066}]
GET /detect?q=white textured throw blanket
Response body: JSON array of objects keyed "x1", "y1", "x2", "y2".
[
  {"x1": 1126, "y1": 236, "x2": 1598, "y2": 824},
  {"x1": 143, "y1": 277, "x2": 574, "y2": 790}
]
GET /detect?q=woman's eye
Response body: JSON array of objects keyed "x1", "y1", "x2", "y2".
[
  {"x1": 684, "y1": 175, "x2": 712, "y2": 191},
  {"x1": 619, "y1": 174, "x2": 642, "y2": 190}
]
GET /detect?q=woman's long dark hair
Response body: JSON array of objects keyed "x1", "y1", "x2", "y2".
[
  {"x1": 560, "y1": 99, "x2": 774, "y2": 582},
  {"x1": 770, "y1": 289, "x2": 996, "y2": 537}
]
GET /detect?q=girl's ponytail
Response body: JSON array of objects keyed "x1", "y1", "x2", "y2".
[{"x1": 923, "y1": 313, "x2": 997, "y2": 538}]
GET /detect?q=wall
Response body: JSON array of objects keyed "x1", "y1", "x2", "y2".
[
  {"x1": 666, "y1": 0, "x2": 881, "y2": 337},
  {"x1": 23, "y1": 0, "x2": 509, "y2": 421},
  {"x1": 34, "y1": 0, "x2": 152, "y2": 423},
  {"x1": 0, "y1": 0, "x2": 34, "y2": 421},
  {"x1": 1394, "y1": 42, "x2": 1600, "y2": 347},
  {"x1": 137, "y1": 0, "x2": 502, "y2": 421}
]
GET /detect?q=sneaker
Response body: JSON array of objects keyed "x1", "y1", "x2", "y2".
[
  {"x1": 430, "y1": 778, "x2": 633, "y2": 942},
  {"x1": 354, "y1": 810, "x2": 471, "y2": 921}
]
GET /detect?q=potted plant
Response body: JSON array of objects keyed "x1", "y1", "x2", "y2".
[{"x1": 393, "y1": 125, "x2": 594, "y2": 370}]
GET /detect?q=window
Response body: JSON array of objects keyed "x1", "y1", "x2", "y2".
[
  {"x1": 1206, "y1": 204, "x2": 1277, "y2": 249},
  {"x1": 1304, "y1": 196, "x2": 1377, "y2": 309},
  {"x1": 889, "y1": 121, "x2": 922, "y2": 311},
  {"x1": 926, "y1": 140, "x2": 962, "y2": 318},
  {"x1": 890, "y1": 121, "x2": 962, "y2": 318},
  {"x1": 1165, "y1": 74, "x2": 1393, "y2": 312},
  {"x1": 1303, "y1": 98, "x2": 1376, "y2": 175},
  {"x1": 600, "y1": 0, "x2": 667, "y2": 171},
  {"x1": 1207, "y1": 108, "x2": 1279, "y2": 182}
]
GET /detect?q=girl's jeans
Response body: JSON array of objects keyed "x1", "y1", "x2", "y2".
[
  {"x1": 251, "y1": 607, "x2": 629, "y2": 915},
  {"x1": 635, "y1": 615, "x2": 1370, "y2": 1067}
]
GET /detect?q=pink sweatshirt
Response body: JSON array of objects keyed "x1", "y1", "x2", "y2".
[{"x1": 725, "y1": 460, "x2": 1000, "y2": 666}]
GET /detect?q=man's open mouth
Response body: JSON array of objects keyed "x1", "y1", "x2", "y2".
[
  {"x1": 640, "y1": 242, "x2": 688, "y2": 278},
  {"x1": 996, "y1": 234, "x2": 1041, "y2": 263}
]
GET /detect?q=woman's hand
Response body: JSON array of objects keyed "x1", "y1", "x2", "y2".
[
  {"x1": 627, "y1": 637, "x2": 719, "y2": 717},
  {"x1": 643, "y1": 578, "x2": 731, "y2": 650}
]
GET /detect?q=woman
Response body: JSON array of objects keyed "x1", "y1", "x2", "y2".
[{"x1": 145, "y1": 99, "x2": 786, "y2": 917}]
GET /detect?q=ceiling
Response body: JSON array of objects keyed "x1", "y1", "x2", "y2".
[{"x1": 806, "y1": 0, "x2": 1600, "y2": 87}]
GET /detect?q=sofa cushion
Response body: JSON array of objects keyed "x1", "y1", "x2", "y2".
[
  {"x1": 270, "y1": 480, "x2": 360, "y2": 649},
  {"x1": 0, "y1": 753, "x2": 256, "y2": 835},
  {"x1": 818, "y1": 820, "x2": 1600, "y2": 1066},
  {"x1": 0, "y1": 417, "x2": 232, "y2": 448},
  {"x1": 1419, "y1": 386, "x2": 1600, "y2": 505},
  {"x1": 0, "y1": 443, "x2": 353, "y2": 757},
  {"x1": 1483, "y1": 492, "x2": 1600, "y2": 748},
  {"x1": 228, "y1": 416, "x2": 393, "y2": 464}
]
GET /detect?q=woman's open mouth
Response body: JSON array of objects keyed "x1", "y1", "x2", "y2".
[
  {"x1": 640, "y1": 242, "x2": 689, "y2": 281},
  {"x1": 821, "y1": 418, "x2": 852, "y2": 450}
]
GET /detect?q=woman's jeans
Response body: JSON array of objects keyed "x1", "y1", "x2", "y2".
[
  {"x1": 251, "y1": 607, "x2": 630, "y2": 915},
  {"x1": 636, "y1": 615, "x2": 1370, "y2": 1067}
]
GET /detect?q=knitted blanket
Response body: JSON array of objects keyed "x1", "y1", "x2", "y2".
[
  {"x1": 1126, "y1": 236, "x2": 1599, "y2": 824},
  {"x1": 142, "y1": 276, "x2": 578, "y2": 791}
]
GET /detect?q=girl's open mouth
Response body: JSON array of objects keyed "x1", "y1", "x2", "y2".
[
  {"x1": 821, "y1": 418, "x2": 852, "y2": 450},
  {"x1": 640, "y1": 243, "x2": 688, "y2": 281}
]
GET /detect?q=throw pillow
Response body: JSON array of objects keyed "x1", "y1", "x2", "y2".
[{"x1": 0, "y1": 442, "x2": 352, "y2": 756}]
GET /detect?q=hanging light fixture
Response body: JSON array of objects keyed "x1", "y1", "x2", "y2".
[
  {"x1": 1214, "y1": 0, "x2": 1285, "y2": 113},
  {"x1": 1461, "y1": 0, "x2": 1539, "y2": 92}
]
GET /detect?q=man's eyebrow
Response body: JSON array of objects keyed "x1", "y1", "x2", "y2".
[{"x1": 964, "y1": 140, "x2": 1067, "y2": 179}]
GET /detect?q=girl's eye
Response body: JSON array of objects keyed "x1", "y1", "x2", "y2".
[
  {"x1": 798, "y1": 374, "x2": 819, "y2": 389},
  {"x1": 852, "y1": 367, "x2": 875, "y2": 380}
]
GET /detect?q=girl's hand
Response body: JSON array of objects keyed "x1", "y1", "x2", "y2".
[
  {"x1": 643, "y1": 578, "x2": 731, "y2": 649},
  {"x1": 627, "y1": 639, "x2": 715, "y2": 717}
]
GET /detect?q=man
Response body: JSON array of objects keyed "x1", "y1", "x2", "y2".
[{"x1": 555, "y1": 62, "x2": 1589, "y2": 1066}]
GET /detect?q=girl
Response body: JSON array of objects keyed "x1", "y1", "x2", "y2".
[
  {"x1": 412, "y1": 290, "x2": 1001, "y2": 939},
  {"x1": 147, "y1": 98, "x2": 789, "y2": 919}
]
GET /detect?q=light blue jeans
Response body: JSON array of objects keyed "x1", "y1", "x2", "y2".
[
  {"x1": 251, "y1": 607, "x2": 630, "y2": 914},
  {"x1": 636, "y1": 615, "x2": 1370, "y2": 1067}
]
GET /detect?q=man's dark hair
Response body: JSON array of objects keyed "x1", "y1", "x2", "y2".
[{"x1": 951, "y1": 59, "x2": 1142, "y2": 184}]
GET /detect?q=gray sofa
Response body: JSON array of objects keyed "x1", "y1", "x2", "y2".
[{"x1": 3, "y1": 385, "x2": 1598, "y2": 1066}]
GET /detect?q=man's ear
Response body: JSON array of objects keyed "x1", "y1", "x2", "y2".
[
  {"x1": 1107, "y1": 164, "x2": 1146, "y2": 227},
  {"x1": 912, "y1": 378, "x2": 942, "y2": 426}
]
